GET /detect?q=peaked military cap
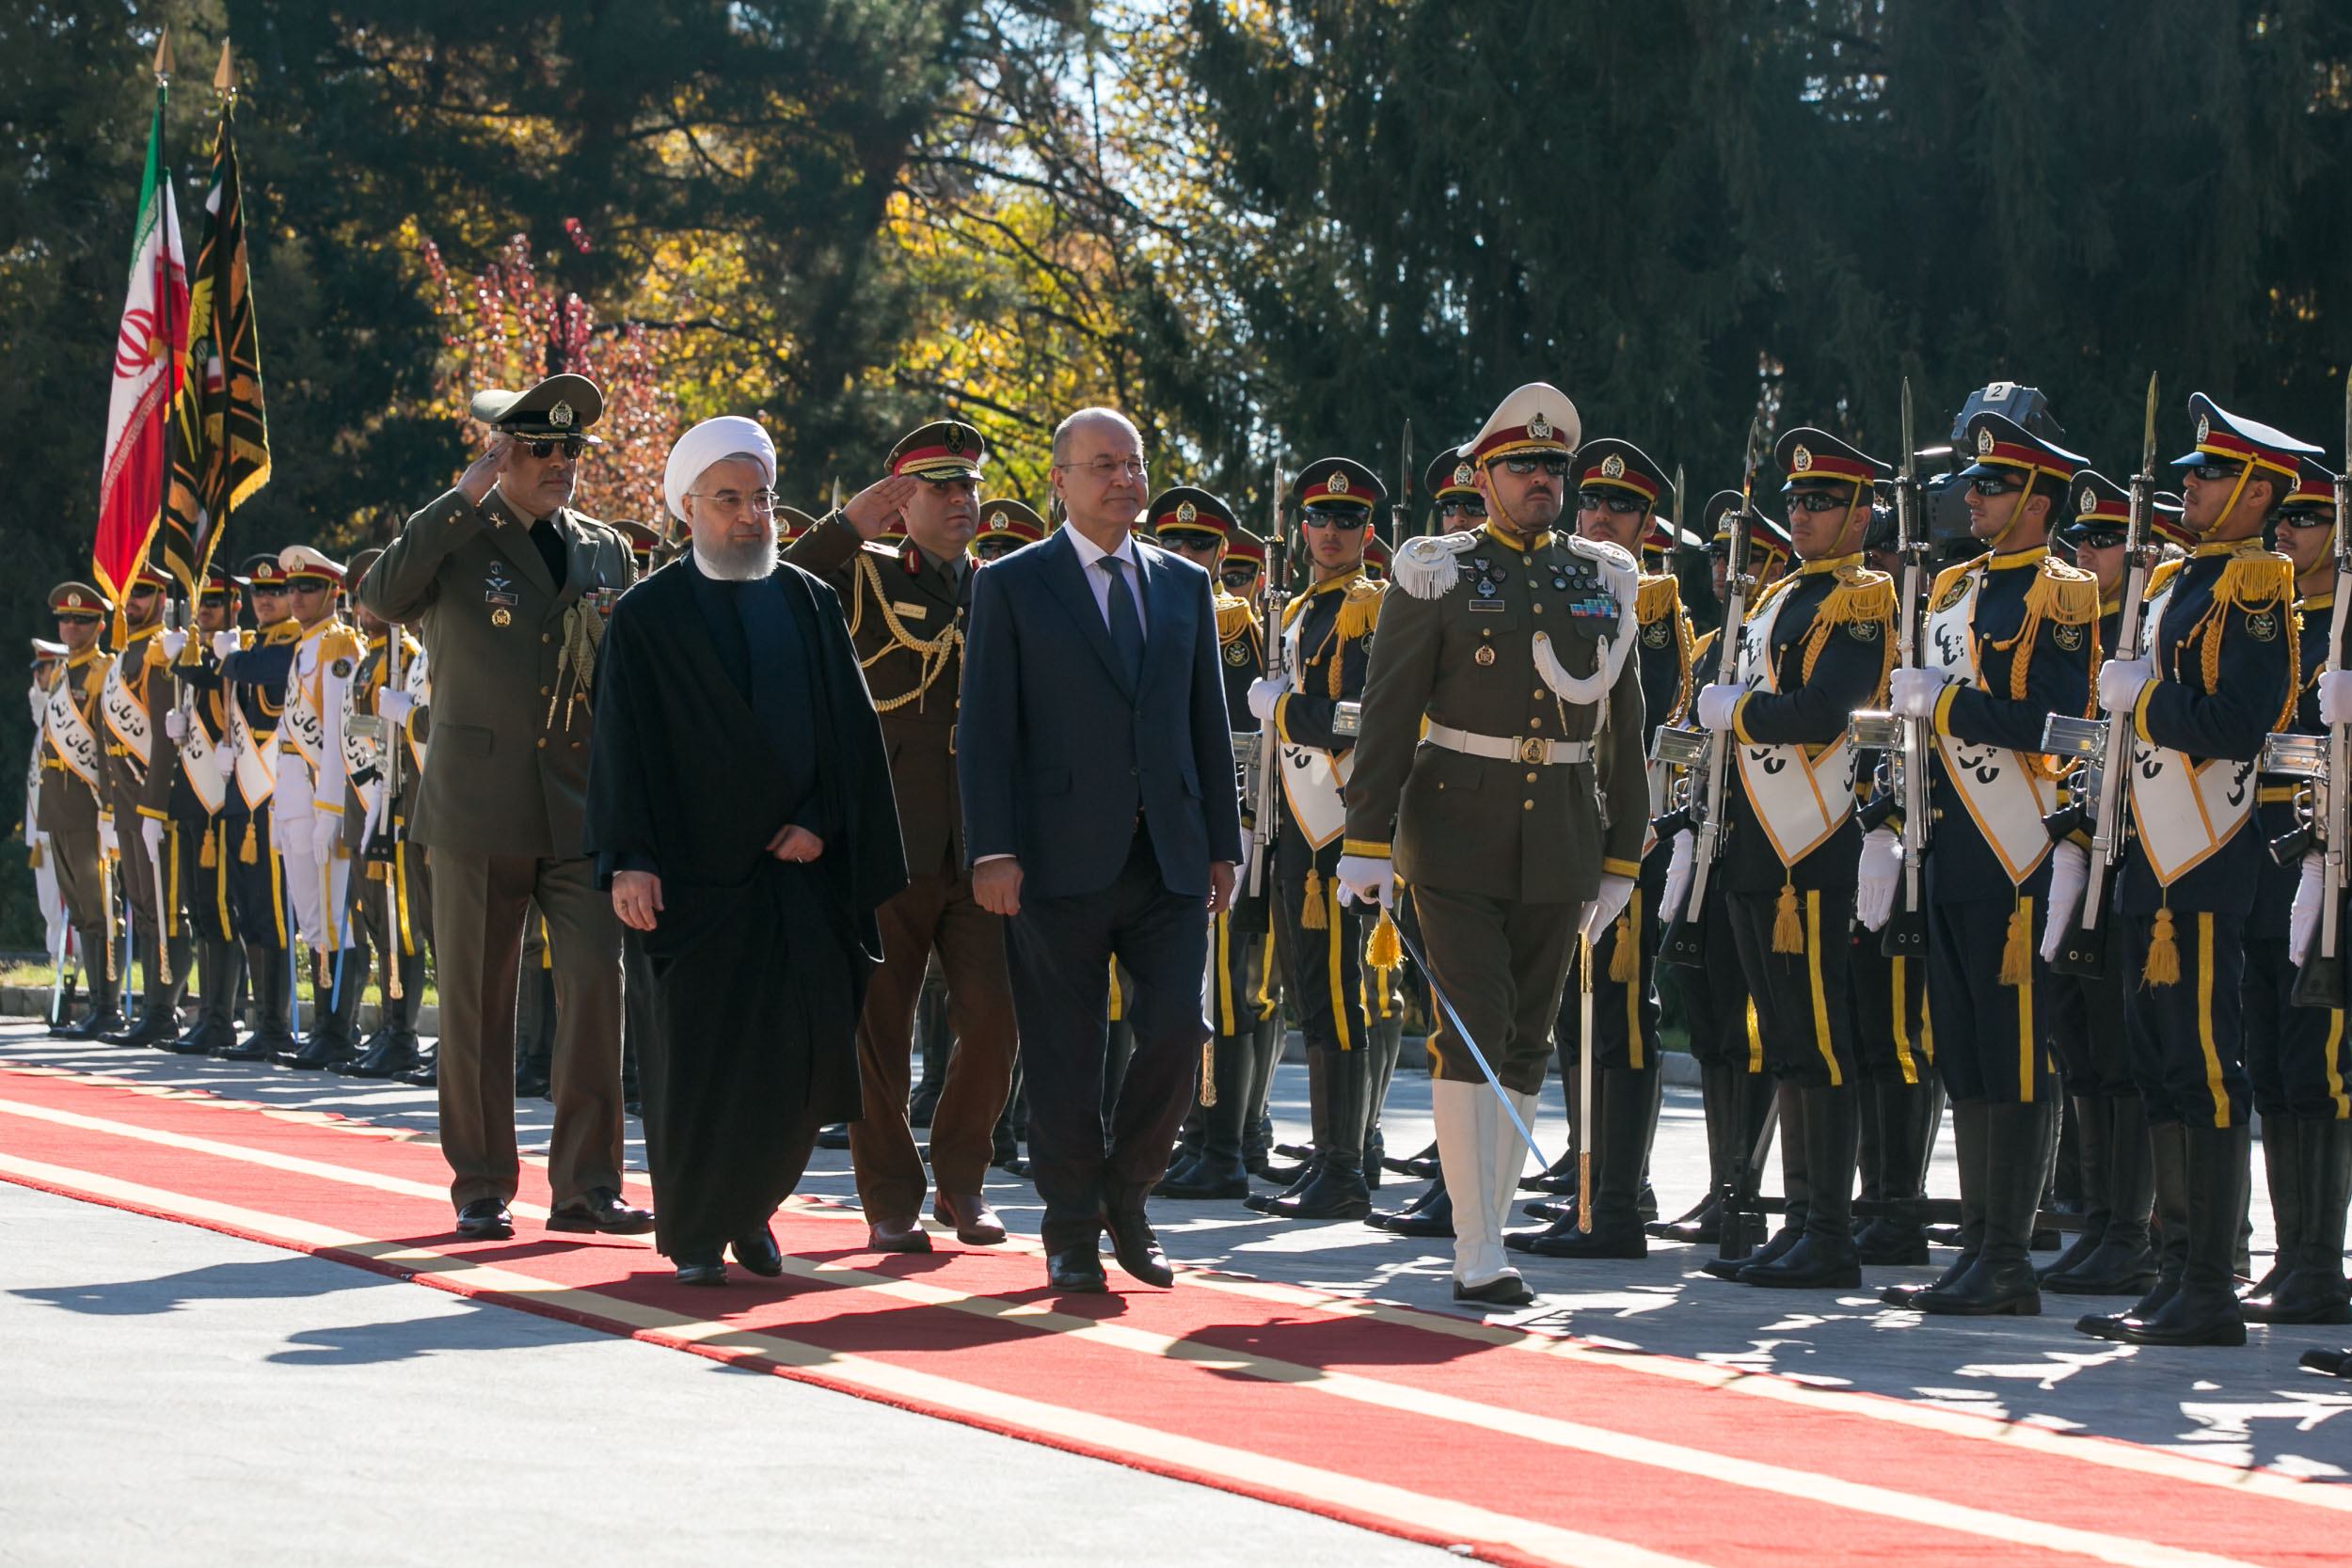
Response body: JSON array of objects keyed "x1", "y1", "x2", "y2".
[
  {"x1": 2171, "y1": 392, "x2": 2322, "y2": 480},
  {"x1": 776, "y1": 505, "x2": 820, "y2": 542},
  {"x1": 1425, "y1": 445, "x2": 1480, "y2": 500},
  {"x1": 278, "y1": 545, "x2": 345, "y2": 587},
  {"x1": 1958, "y1": 412, "x2": 2089, "y2": 488},
  {"x1": 2152, "y1": 492, "x2": 2195, "y2": 549},
  {"x1": 2060, "y1": 470, "x2": 2133, "y2": 546},
  {"x1": 888, "y1": 420, "x2": 987, "y2": 482},
  {"x1": 1293, "y1": 457, "x2": 1385, "y2": 514},
  {"x1": 30, "y1": 638, "x2": 67, "y2": 665},
  {"x1": 47, "y1": 582, "x2": 104, "y2": 618},
  {"x1": 1362, "y1": 533, "x2": 1392, "y2": 577},
  {"x1": 1222, "y1": 527, "x2": 1267, "y2": 571},
  {"x1": 1468, "y1": 383, "x2": 1581, "y2": 464},
  {"x1": 1148, "y1": 485, "x2": 1239, "y2": 544},
  {"x1": 1702, "y1": 489, "x2": 1794, "y2": 563},
  {"x1": 1776, "y1": 427, "x2": 1887, "y2": 492},
  {"x1": 238, "y1": 553, "x2": 289, "y2": 588},
  {"x1": 1575, "y1": 437, "x2": 1671, "y2": 512},
  {"x1": 346, "y1": 546, "x2": 384, "y2": 587},
  {"x1": 128, "y1": 560, "x2": 169, "y2": 590},
  {"x1": 196, "y1": 561, "x2": 236, "y2": 597},
  {"x1": 975, "y1": 497, "x2": 1046, "y2": 545},
  {"x1": 2280, "y1": 459, "x2": 2340, "y2": 521},
  {"x1": 612, "y1": 519, "x2": 664, "y2": 561},
  {"x1": 469, "y1": 372, "x2": 605, "y2": 439},
  {"x1": 1644, "y1": 515, "x2": 1704, "y2": 557}
]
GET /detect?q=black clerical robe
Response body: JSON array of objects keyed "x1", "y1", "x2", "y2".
[{"x1": 584, "y1": 553, "x2": 907, "y2": 1258}]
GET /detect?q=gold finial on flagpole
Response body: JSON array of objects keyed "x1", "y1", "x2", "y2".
[
  {"x1": 153, "y1": 27, "x2": 174, "y2": 84},
  {"x1": 214, "y1": 40, "x2": 236, "y2": 99}
]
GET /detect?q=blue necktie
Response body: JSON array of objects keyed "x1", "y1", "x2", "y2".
[{"x1": 1104, "y1": 556, "x2": 1145, "y2": 690}]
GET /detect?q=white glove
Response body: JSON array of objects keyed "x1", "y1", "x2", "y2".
[
  {"x1": 212, "y1": 630, "x2": 241, "y2": 661},
  {"x1": 159, "y1": 628, "x2": 188, "y2": 659},
  {"x1": 1694, "y1": 683, "x2": 1745, "y2": 732},
  {"x1": 312, "y1": 813, "x2": 341, "y2": 868},
  {"x1": 1658, "y1": 829, "x2": 1695, "y2": 925},
  {"x1": 2097, "y1": 657, "x2": 2153, "y2": 717},
  {"x1": 98, "y1": 812, "x2": 119, "y2": 859},
  {"x1": 1856, "y1": 826, "x2": 1902, "y2": 931},
  {"x1": 27, "y1": 687, "x2": 44, "y2": 727},
  {"x1": 2040, "y1": 840, "x2": 2090, "y2": 963},
  {"x1": 163, "y1": 709, "x2": 186, "y2": 741},
  {"x1": 138, "y1": 815, "x2": 165, "y2": 864},
  {"x1": 1246, "y1": 675, "x2": 1289, "y2": 722},
  {"x1": 1333, "y1": 853, "x2": 1393, "y2": 911},
  {"x1": 2320, "y1": 671, "x2": 2352, "y2": 729},
  {"x1": 377, "y1": 688, "x2": 417, "y2": 725},
  {"x1": 2292, "y1": 849, "x2": 2327, "y2": 964},
  {"x1": 1576, "y1": 873, "x2": 1636, "y2": 944},
  {"x1": 1888, "y1": 666, "x2": 1951, "y2": 720}
]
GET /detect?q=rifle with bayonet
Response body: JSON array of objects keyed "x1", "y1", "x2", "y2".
[
  {"x1": 1247, "y1": 464, "x2": 1289, "y2": 898},
  {"x1": 1882, "y1": 379, "x2": 1931, "y2": 958},
  {"x1": 1658, "y1": 418, "x2": 1766, "y2": 969},
  {"x1": 2040, "y1": 372, "x2": 2162, "y2": 979},
  {"x1": 1393, "y1": 420, "x2": 1414, "y2": 547},
  {"x1": 2289, "y1": 378, "x2": 2352, "y2": 1007}
]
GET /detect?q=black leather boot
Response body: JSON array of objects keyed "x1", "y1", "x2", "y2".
[
  {"x1": 1856, "y1": 1079, "x2": 1937, "y2": 1265},
  {"x1": 2048, "y1": 1094, "x2": 2160, "y2": 1295},
  {"x1": 1155, "y1": 1029, "x2": 1254, "y2": 1200},
  {"x1": 339, "y1": 946, "x2": 426, "y2": 1079},
  {"x1": 1377, "y1": 1171, "x2": 1456, "y2": 1237},
  {"x1": 1884, "y1": 1098, "x2": 1987, "y2": 1307},
  {"x1": 1740, "y1": 1084, "x2": 1861, "y2": 1289},
  {"x1": 107, "y1": 915, "x2": 190, "y2": 1047},
  {"x1": 1363, "y1": 1010, "x2": 1402, "y2": 1192},
  {"x1": 2077, "y1": 1118, "x2": 2188, "y2": 1338},
  {"x1": 2120, "y1": 1123, "x2": 2249, "y2": 1345},
  {"x1": 1248, "y1": 1049, "x2": 1326, "y2": 1206},
  {"x1": 1527, "y1": 1066, "x2": 1654, "y2": 1259},
  {"x1": 2239, "y1": 1115, "x2": 2304, "y2": 1320},
  {"x1": 1243, "y1": 1015, "x2": 1283, "y2": 1179},
  {"x1": 284, "y1": 942, "x2": 367, "y2": 1068},
  {"x1": 1385, "y1": 1139, "x2": 1441, "y2": 1180},
  {"x1": 1656, "y1": 1062, "x2": 1744, "y2": 1243},
  {"x1": 1706, "y1": 1080, "x2": 1805, "y2": 1280},
  {"x1": 2247, "y1": 1115, "x2": 2352, "y2": 1325},
  {"x1": 220, "y1": 944, "x2": 295, "y2": 1060},
  {"x1": 53, "y1": 932, "x2": 123, "y2": 1039},
  {"x1": 1918, "y1": 1099, "x2": 2050, "y2": 1315},
  {"x1": 2039, "y1": 1096, "x2": 2112, "y2": 1283},
  {"x1": 1268, "y1": 1049, "x2": 1374, "y2": 1220},
  {"x1": 167, "y1": 940, "x2": 244, "y2": 1055}
]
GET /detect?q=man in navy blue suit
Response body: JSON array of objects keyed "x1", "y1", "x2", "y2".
[{"x1": 958, "y1": 407, "x2": 1243, "y2": 1291}]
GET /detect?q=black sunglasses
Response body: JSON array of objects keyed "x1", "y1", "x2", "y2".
[
  {"x1": 2188, "y1": 462, "x2": 2244, "y2": 483},
  {"x1": 1438, "y1": 499, "x2": 1487, "y2": 519},
  {"x1": 1299, "y1": 509, "x2": 1366, "y2": 530},
  {"x1": 517, "y1": 436, "x2": 590, "y2": 460},
  {"x1": 1788, "y1": 490, "x2": 1854, "y2": 514},
  {"x1": 2073, "y1": 530, "x2": 2127, "y2": 549},
  {"x1": 1967, "y1": 476, "x2": 2023, "y2": 498},
  {"x1": 1502, "y1": 455, "x2": 1572, "y2": 477},
  {"x1": 2277, "y1": 509, "x2": 2336, "y2": 530},
  {"x1": 1577, "y1": 491, "x2": 1647, "y2": 516},
  {"x1": 250, "y1": 584, "x2": 291, "y2": 596},
  {"x1": 55, "y1": 612, "x2": 102, "y2": 626}
]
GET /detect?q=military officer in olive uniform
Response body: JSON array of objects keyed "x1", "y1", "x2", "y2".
[
  {"x1": 1873, "y1": 415, "x2": 2098, "y2": 1315},
  {"x1": 782, "y1": 420, "x2": 1017, "y2": 1252},
  {"x1": 1516, "y1": 438, "x2": 1689, "y2": 1259},
  {"x1": 1149, "y1": 484, "x2": 1277, "y2": 1201},
  {"x1": 358, "y1": 372, "x2": 649, "y2": 1242},
  {"x1": 1338, "y1": 384, "x2": 1648, "y2": 1307},
  {"x1": 97, "y1": 563, "x2": 189, "y2": 1045},
  {"x1": 2062, "y1": 395, "x2": 2312, "y2": 1347},
  {"x1": 39, "y1": 583, "x2": 123, "y2": 1038},
  {"x1": 1690, "y1": 429, "x2": 1898, "y2": 1291}
]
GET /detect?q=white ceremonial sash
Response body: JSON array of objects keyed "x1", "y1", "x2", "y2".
[
  {"x1": 2125, "y1": 578, "x2": 2255, "y2": 886},
  {"x1": 227, "y1": 700, "x2": 278, "y2": 810},
  {"x1": 99, "y1": 654, "x2": 153, "y2": 770},
  {"x1": 1277, "y1": 614, "x2": 1353, "y2": 850},
  {"x1": 44, "y1": 674, "x2": 101, "y2": 788},
  {"x1": 405, "y1": 646, "x2": 431, "y2": 774},
  {"x1": 281, "y1": 657, "x2": 326, "y2": 780},
  {"x1": 176, "y1": 695, "x2": 228, "y2": 816},
  {"x1": 1922, "y1": 569, "x2": 2058, "y2": 882},
  {"x1": 341, "y1": 676, "x2": 382, "y2": 823},
  {"x1": 1731, "y1": 582, "x2": 1857, "y2": 867}
]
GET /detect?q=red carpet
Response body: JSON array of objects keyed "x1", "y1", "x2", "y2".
[{"x1": 2, "y1": 1061, "x2": 2344, "y2": 1567}]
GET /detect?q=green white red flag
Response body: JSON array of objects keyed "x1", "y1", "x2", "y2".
[{"x1": 93, "y1": 81, "x2": 188, "y2": 614}]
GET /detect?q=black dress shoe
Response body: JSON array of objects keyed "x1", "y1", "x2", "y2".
[
  {"x1": 218, "y1": 1030, "x2": 294, "y2": 1062},
  {"x1": 675, "y1": 1249, "x2": 727, "y2": 1287},
  {"x1": 1454, "y1": 1274, "x2": 1536, "y2": 1307},
  {"x1": 2299, "y1": 1347, "x2": 2352, "y2": 1378},
  {"x1": 1046, "y1": 1243, "x2": 1107, "y2": 1292},
  {"x1": 547, "y1": 1186, "x2": 656, "y2": 1234},
  {"x1": 1104, "y1": 1209, "x2": 1174, "y2": 1288},
  {"x1": 731, "y1": 1223, "x2": 784, "y2": 1277},
  {"x1": 401, "y1": 1054, "x2": 438, "y2": 1086},
  {"x1": 1153, "y1": 1155, "x2": 1252, "y2": 1200},
  {"x1": 455, "y1": 1199, "x2": 514, "y2": 1240},
  {"x1": 54, "y1": 1007, "x2": 126, "y2": 1041},
  {"x1": 816, "y1": 1123, "x2": 851, "y2": 1150},
  {"x1": 104, "y1": 1011, "x2": 183, "y2": 1049}
]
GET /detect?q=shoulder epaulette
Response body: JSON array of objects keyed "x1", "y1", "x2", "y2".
[
  {"x1": 2143, "y1": 557, "x2": 2187, "y2": 601},
  {"x1": 859, "y1": 539, "x2": 900, "y2": 560},
  {"x1": 2214, "y1": 550, "x2": 2296, "y2": 614},
  {"x1": 261, "y1": 620, "x2": 302, "y2": 646},
  {"x1": 1692, "y1": 627, "x2": 1719, "y2": 665},
  {"x1": 1815, "y1": 563, "x2": 1897, "y2": 628},
  {"x1": 1928, "y1": 559, "x2": 1977, "y2": 610},
  {"x1": 1391, "y1": 531, "x2": 1478, "y2": 600},
  {"x1": 143, "y1": 635, "x2": 171, "y2": 669},
  {"x1": 2021, "y1": 557, "x2": 2101, "y2": 626},
  {"x1": 320, "y1": 627, "x2": 364, "y2": 664},
  {"x1": 1635, "y1": 572, "x2": 1682, "y2": 625},
  {"x1": 1335, "y1": 577, "x2": 1386, "y2": 641},
  {"x1": 1744, "y1": 574, "x2": 1800, "y2": 618},
  {"x1": 81, "y1": 658, "x2": 109, "y2": 697},
  {"x1": 1215, "y1": 594, "x2": 1256, "y2": 642}
]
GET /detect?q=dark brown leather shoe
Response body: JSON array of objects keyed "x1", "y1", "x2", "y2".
[
  {"x1": 1046, "y1": 1243, "x2": 1107, "y2": 1292},
  {"x1": 454, "y1": 1199, "x2": 513, "y2": 1241},
  {"x1": 868, "y1": 1215, "x2": 934, "y2": 1253},
  {"x1": 1104, "y1": 1209, "x2": 1174, "y2": 1288},
  {"x1": 932, "y1": 1192, "x2": 1008, "y2": 1245},
  {"x1": 547, "y1": 1186, "x2": 655, "y2": 1235}
]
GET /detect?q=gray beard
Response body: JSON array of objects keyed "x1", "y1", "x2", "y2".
[{"x1": 694, "y1": 534, "x2": 777, "y2": 582}]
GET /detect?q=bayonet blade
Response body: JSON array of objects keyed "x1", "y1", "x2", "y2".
[
  {"x1": 1740, "y1": 416, "x2": 1763, "y2": 509},
  {"x1": 2139, "y1": 372, "x2": 2161, "y2": 481},
  {"x1": 1673, "y1": 463, "x2": 1686, "y2": 542},
  {"x1": 1899, "y1": 377, "x2": 1915, "y2": 483}
]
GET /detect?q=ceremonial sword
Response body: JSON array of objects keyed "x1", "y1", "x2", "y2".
[{"x1": 1391, "y1": 919, "x2": 1549, "y2": 1169}]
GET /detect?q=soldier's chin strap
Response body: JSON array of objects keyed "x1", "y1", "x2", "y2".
[{"x1": 1987, "y1": 469, "x2": 2038, "y2": 550}]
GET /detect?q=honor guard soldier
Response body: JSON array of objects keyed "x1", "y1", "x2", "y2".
[
  {"x1": 1873, "y1": 414, "x2": 2097, "y2": 1314},
  {"x1": 1427, "y1": 445, "x2": 1486, "y2": 533},
  {"x1": 782, "y1": 418, "x2": 1018, "y2": 1251},
  {"x1": 2245, "y1": 458, "x2": 2350, "y2": 1325},
  {"x1": 1148, "y1": 484, "x2": 1277, "y2": 1200},
  {"x1": 24, "y1": 640, "x2": 71, "y2": 991},
  {"x1": 39, "y1": 583, "x2": 123, "y2": 1038},
  {"x1": 1220, "y1": 526, "x2": 1268, "y2": 597},
  {"x1": 612, "y1": 518, "x2": 664, "y2": 574},
  {"x1": 1245, "y1": 458, "x2": 1392, "y2": 1221},
  {"x1": 333, "y1": 548, "x2": 435, "y2": 1080},
  {"x1": 358, "y1": 372, "x2": 649, "y2": 1242},
  {"x1": 1690, "y1": 429, "x2": 1897, "y2": 1290},
  {"x1": 152, "y1": 567, "x2": 247, "y2": 1054},
  {"x1": 970, "y1": 497, "x2": 1045, "y2": 563},
  {"x1": 2064, "y1": 394, "x2": 2317, "y2": 1347},
  {"x1": 1516, "y1": 438, "x2": 1687, "y2": 1259},
  {"x1": 96, "y1": 563, "x2": 189, "y2": 1045},
  {"x1": 1653, "y1": 494, "x2": 1789, "y2": 1246},
  {"x1": 1339, "y1": 385, "x2": 1648, "y2": 1307}
]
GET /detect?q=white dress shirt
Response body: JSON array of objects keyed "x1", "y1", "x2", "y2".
[{"x1": 1061, "y1": 521, "x2": 1149, "y2": 638}]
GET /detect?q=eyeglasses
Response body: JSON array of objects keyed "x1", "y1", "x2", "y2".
[
  {"x1": 1788, "y1": 491, "x2": 1854, "y2": 514},
  {"x1": 1967, "y1": 476, "x2": 2022, "y2": 498},
  {"x1": 517, "y1": 436, "x2": 590, "y2": 461},
  {"x1": 1438, "y1": 499, "x2": 1487, "y2": 520},
  {"x1": 1501, "y1": 456, "x2": 1571, "y2": 477},
  {"x1": 688, "y1": 488, "x2": 779, "y2": 515},
  {"x1": 1577, "y1": 491, "x2": 1646, "y2": 516},
  {"x1": 1299, "y1": 509, "x2": 1365, "y2": 530},
  {"x1": 2188, "y1": 463, "x2": 2244, "y2": 483},
  {"x1": 1058, "y1": 458, "x2": 1148, "y2": 482}
]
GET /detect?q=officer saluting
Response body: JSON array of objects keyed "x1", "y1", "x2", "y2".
[
  {"x1": 1691, "y1": 428, "x2": 1897, "y2": 1291},
  {"x1": 2066, "y1": 394, "x2": 2316, "y2": 1347},
  {"x1": 1338, "y1": 385, "x2": 1648, "y2": 1307},
  {"x1": 1874, "y1": 414, "x2": 2098, "y2": 1315},
  {"x1": 358, "y1": 372, "x2": 647, "y2": 1242}
]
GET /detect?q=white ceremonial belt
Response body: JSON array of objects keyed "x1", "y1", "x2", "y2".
[{"x1": 1423, "y1": 721, "x2": 1590, "y2": 767}]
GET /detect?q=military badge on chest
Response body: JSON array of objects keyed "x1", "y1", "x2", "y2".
[
  {"x1": 1224, "y1": 640, "x2": 1250, "y2": 666},
  {"x1": 1467, "y1": 557, "x2": 1505, "y2": 612},
  {"x1": 1553, "y1": 556, "x2": 1617, "y2": 626},
  {"x1": 485, "y1": 561, "x2": 519, "y2": 628}
]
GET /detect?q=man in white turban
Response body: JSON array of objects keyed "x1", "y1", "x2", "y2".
[{"x1": 585, "y1": 416, "x2": 909, "y2": 1285}]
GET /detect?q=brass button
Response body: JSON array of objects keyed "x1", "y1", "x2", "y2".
[
  {"x1": 535, "y1": 738, "x2": 547, "y2": 749},
  {"x1": 1481, "y1": 627, "x2": 1492, "y2": 637},
  {"x1": 570, "y1": 740, "x2": 581, "y2": 750},
  {"x1": 1532, "y1": 690, "x2": 1544, "y2": 700},
  {"x1": 539, "y1": 686, "x2": 551, "y2": 697},
  {"x1": 1525, "y1": 771, "x2": 1537, "y2": 783},
  {"x1": 1531, "y1": 604, "x2": 1544, "y2": 615},
  {"x1": 541, "y1": 634, "x2": 552, "y2": 645},
  {"x1": 1523, "y1": 800, "x2": 1534, "y2": 811},
  {"x1": 1529, "y1": 715, "x2": 1543, "y2": 729}
]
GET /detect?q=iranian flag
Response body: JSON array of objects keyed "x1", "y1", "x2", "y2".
[{"x1": 93, "y1": 81, "x2": 188, "y2": 611}]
